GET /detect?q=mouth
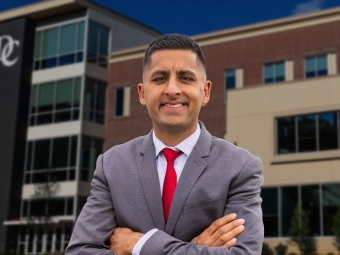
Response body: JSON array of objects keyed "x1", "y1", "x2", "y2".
[
  {"x1": 160, "y1": 102, "x2": 187, "y2": 111},
  {"x1": 164, "y1": 103, "x2": 184, "y2": 108}
]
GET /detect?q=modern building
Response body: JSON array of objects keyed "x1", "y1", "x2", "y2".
[
  {"x1": 0, "y1": 0, "x2": 159, "y2": 253},
  {"x1": 108, "y1": 6, "x2": 340, "y2": 255}
]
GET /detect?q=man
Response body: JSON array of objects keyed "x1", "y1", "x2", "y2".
[{"x1": 66, "y1": 34, "x2": 263, "y2": 254}]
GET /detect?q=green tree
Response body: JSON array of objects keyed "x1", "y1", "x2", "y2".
[
  {"x1": 274, "y1": 243, "x2": 288, "y2": 255},
  {"x1": 331, "y1": 207, "x2": 340, "y2": 253},
  {"x1": 288, "y1": 205, "x2": 317, "y2": 255}
]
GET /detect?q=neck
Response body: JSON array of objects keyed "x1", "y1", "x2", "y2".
[{"x1": 153, "y1": 123, "x2": 197, "y2": 147}]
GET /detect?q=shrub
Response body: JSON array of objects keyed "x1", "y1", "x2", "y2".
[
  {"x1": 274, "y1": 243, "x2": 288, "y2": 255},
  {"x1": 262, "y1": 242, "x2": 274, "y2": 255}
]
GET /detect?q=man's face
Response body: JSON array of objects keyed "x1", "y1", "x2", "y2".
[{"x1": 138, "y1": 49, "x2": 211, "y2": 134}]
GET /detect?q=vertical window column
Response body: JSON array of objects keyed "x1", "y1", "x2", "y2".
[
  {"x1": 83, "y1": 78, "x2": 106, "y2": 124},
  {"x1": 87, "y1": 20, "x2": 110, "y2": 68},
  {"x1": 80, "y1": 136, "x2": 103, "y2": 181}
]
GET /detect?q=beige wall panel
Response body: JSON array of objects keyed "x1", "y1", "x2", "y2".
[
  {"x1": 264, "y1": 237, "x2": 337, "y2": 255},
  {"x1": 266, "y1": 160, "x2": 333, "y2": 186},
  {"x1": 238, "y1": 88, "x2": 271, "y2": 116},
  {"x1": 238, "y1": 114, "x2": 272, "y2": 160},
  {"x1": 329, "y1": 77, "x2": 340, "y2": 104},
  {"x1": 225, "y1": 117, "x2": 238, "y2": 144},
  {"x1": 227, "y1": 90, "x2": 239, "y2": 118},
  {"x1": 285, "y1": 60, "x2": 294, "y2": 82},
  {"x1": 262, "y1": 162, "x2": 273, "y2": 186},
  {"x1": 332, "y1": 160, "x2": 340, "y2": 180},
  {"x1": 269, "y1": 80, "x2": 330, "y2": 112}
]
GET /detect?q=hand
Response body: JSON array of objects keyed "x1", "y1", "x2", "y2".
[
  {"x1": 109, "y1": 227, "x2": 143, "y2": 255},
  {"x1": 191, "y1": 213, "x2": 245, "y2": 248}
]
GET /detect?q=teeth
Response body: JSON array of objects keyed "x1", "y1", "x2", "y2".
[{"x1": 165, "y1": 103, "x2": 183, "y2": 108}]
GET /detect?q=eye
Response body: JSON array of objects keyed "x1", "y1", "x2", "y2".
[
  {"x1": 153, "y1": 77, "x2": 166, "y2": 83},
  {"x1": 180, "y1": 76, "x2": 193, "y2": 81}
]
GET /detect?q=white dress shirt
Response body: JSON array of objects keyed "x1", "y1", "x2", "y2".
[{"x1": 132, "y1": 123, "x2": 201, "y2": 255}]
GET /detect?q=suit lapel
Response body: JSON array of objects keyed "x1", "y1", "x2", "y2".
[
  {"x1": 165, "y1": 121, "x2": 212, "y2": 234},
  {"x1": 137, "y1": 132, "x2": 166, "y2": 231}
]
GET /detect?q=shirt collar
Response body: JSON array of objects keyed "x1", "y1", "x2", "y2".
[{"x1": 153, "y1": 123, "x2": 201, "y2": 157}]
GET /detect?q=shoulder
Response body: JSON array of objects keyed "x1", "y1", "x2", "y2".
[
  {"x1": 210, "y1": 136, "x2": 262, "y2": 166},
  {"x1": 103, "y1": 135, "x2": 147, "y2": 160}
]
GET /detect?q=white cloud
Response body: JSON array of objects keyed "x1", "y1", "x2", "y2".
[{"x1": 292, "y1": 0, "x2": 325, "y2": 15}]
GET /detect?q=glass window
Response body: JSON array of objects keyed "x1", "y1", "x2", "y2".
[
  {"x1": 323, "y1": 184, "x2": 340, "y2": 235},
  {"x1": 25, "y1": 136, "x2": 78, "y2": 183},
  {"x1": 115, "y1": 88, "x2": 124, "y2": 117},
  {"x1": 34, "y1": 21, "x2": 85, "y2": 70},
  {"x1": 264, "y1": 62, "x2": 285, "y2": 84},
  {"x1": 52, "y1": 137, "x2": 69, "y2": 168},
  {"x1": 56, "y1": 79, "x2": 72, "y2": 110},
  {"x1": 38, "y1": 82, "x2": 54, "y2": 112},
  {"x1": 80, "y1": 136, "x2": 103, "y2": 181},
  {"x1": 66, "y1": 197, "x2": 74, "y2": 215},
  {"x1": 60, "y1": 23, "x2": 77, "y2": 55},
  {"x1": 83, "y1": 78, "x2": 106, "y2": 124},
  {"x1": 298, "y1": 114, "x2": 316, "y2": 152},
  {"x1": 42, "y1": 28, "x2": 58, "y2": 58},
  {"x1": 33, "y1": 139, "x2": 50, "y2": 170},
  {"x1": 301, "y1": 185, "x2": 321, "y2": 235},
  {"x1": 261, "y1": 187, "x2": 278, "y2": 237},
  {"x1": 30, "y1": 77, "x2": 82, "y2": 126},
  {"x1": 34, "y1": 31, "x2": 43, "y2": 60},
  {"x1": 281, "y1": 186, "x2": 298, "y2": 236},
  {"x1": 305, "y1": 55, "x2": 328, "y2": 78},
  {"x1": 319, "y1": 112, "x2": 338, "y2": 150},
  {"x1": 26, "y1": 142, "x2": 33, "y2": 171},
  {"x1": 317, "y1": 55, "x2": 327, "y2": 76},
  {"x1": 277, "y1": 117, "x2": 296, "y2": 154},
  {"x1": 276, "y1": 110, "x2": 340, "y2": 154},
  {"x1": 87, "y1": 20, "x2": 110, "y2": 68},
  {"x1": 225, "y1": 70, "x2": 236, "y2": 89}
]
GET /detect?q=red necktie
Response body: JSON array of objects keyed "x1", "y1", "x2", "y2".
[{"x1": 162, "y1": 148, "x2": 182, "y2": 222}]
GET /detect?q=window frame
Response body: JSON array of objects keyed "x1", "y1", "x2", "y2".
[
  {"x1": 263, "y1": 61, "x2": 285, "y2": 84},
  {"x1": 34, "y1": 18, "x2": 86, "y2": 70},
  {"x1": 304, "y1": 54, "x2": 328, "y2": 79},
  {"x1": 29, "y1": 77, "x2": 82, "y2": 126},
  {"x1": 275, "y1": 110, "x2": 340, "y2": 155}
]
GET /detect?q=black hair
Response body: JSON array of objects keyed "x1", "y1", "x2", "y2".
[{"x1": 143, "y1": 34, "x2": 206, "y2": 73}]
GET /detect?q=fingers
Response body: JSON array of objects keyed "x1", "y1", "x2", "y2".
[
  {"x1": 212, "y1": 222, "x2": 245, "y2": 247},
  {"x1": 194, "y1": 214, "x2": 245, "y2": 247},
  {"x1": 204, "y1": 213, "x2": 238, "y2": 236},
  {"x1": 223, "y1": 238, "x2": 237, "y2": 248}
]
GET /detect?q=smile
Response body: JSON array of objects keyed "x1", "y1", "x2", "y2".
[{"x1": 164, "y1": 103, "x2": 183, "y2": 108}]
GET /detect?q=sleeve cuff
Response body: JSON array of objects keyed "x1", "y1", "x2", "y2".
[{"x1": 131, "y1": 228, "x2": 158, "y2": 255}]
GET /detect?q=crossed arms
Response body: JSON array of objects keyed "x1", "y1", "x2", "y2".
[{"x1": 65, "y1": 153, "x2": 264, "y2": 255}]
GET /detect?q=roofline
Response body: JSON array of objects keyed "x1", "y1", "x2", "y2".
[
  {"x1": 110, "y1": 5, "x2": 340, "y2": 63},
  {"x1": 192, "y1": 5, "x2": 340, "y2": 44},
  {"x1": 0, "y1": 0, "x2": 160, "y2": 36}
]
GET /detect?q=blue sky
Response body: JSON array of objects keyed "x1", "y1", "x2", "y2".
[{"x1": 1, "y1": 0, "x2": 340, "y2": 35}]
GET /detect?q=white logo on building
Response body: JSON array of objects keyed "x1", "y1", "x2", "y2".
[{"x1": 0, "y1": 35, "x2": 20, "y2": 67}]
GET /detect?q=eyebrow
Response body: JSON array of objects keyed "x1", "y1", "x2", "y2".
[
  {"x1": 150, "y1": 69, "x2": 197, "y2": 78},
  {"x1": 150, "y1": 70, "x2": 169, "y2": 78},
  {"x1": 177, "y1": 70, "x2": 196, "y2": 77}
]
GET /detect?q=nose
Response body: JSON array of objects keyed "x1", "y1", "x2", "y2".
[{"x1": 164, "y1": 77, "x2": 181, "y2": 96}]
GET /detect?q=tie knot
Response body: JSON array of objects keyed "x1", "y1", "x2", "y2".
[{"x1": 162, "y1": 148, "x2": 182, "y2": 162}]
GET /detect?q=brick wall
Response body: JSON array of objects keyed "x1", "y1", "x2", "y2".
[{"x1": 106, "y1": 20, "x2": 340, "y2": 150}]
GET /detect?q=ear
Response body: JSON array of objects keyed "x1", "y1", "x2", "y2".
[
  {"x1": 137, "y1": 83, "x2": 146, "y2": 105},
  {"x1": 202, "y1": 80, "x2": 212, "y2": 105}
]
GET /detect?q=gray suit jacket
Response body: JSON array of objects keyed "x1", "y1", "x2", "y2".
[{"x1": 66, "y1": 122, "x2": 264, "y2": 254}]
